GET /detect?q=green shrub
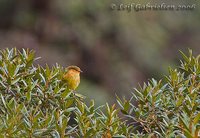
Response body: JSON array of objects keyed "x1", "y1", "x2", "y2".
[
  {"x1": 0, "y1": 48, "x2": 129, "y2": 137},
  {"x1": 0, "y1": 48, "x2": 199, "y2": 138},
  {"x1": 118, "y1": 49, "x2": 200, "y2": 138}
]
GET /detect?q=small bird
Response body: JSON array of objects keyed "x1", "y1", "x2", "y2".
[{"x1": 63, "y1": 65, "x2": 82, "y2": 91}]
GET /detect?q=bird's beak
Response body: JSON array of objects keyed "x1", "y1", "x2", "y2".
[{"x1": 80, "y1": 70, "x2": 83, "y2": 73}]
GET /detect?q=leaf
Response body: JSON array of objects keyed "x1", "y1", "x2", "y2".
[
  {"x1": 123, "y1": 100, "x2": 130, "y2": 113},
  {"x1": 179, "y1": 117, "x2": 190, "y2": 132},
  {"x1": 22, "y1": 49, "x2": 28, "y2": 59},
  {"x1": 116, "y1": 95, "x2": 123, "y2": 108},
  {"x1": 61, "y1": 117, "x2": 69, "y2": 134},
  {"x1": 65, "y1": 99, "x2": 74, "y2": 108},
  {"x1": 1, "y1": 94, "x2": 7, "y2": 109},
  {"x1": 120, "y1": 109, "x2": 128, "y2": 115},
  {"x1": 13, "y1": 65, "x2": 20, "y2": 77},
  {"x1": 45, "y1": 64, "x2": 51, "y2": 78},
  {"x1": 182, "y1": 129, "x2": 194, "y2": 138},
  {"x1": 51, "y1": 130, "x2": 61, "y2": 138},
  {"x1": 85, "y1": 128, "x2": 95, "y2": 137},
  {"x1": 74, "y1": 93, "x2": 86, "y2": 99},
  {"x1": 39, "y1": 73, "x2": 46, "y2": 84},
  {"x1": 11, "y1": 77, "x2": 20, "y2": 85},
  {"x1": 65, "y1": 107, "x2": 76, "y2": 113},
  {"x1": 193, "y1": 113, "x2": 200, "y2": 125},
  {"x1": 67, "y1": 126, "x2": 77, "y2": 134},
  {"x1": 60, "y1": 89, "x2": 71, "y2": 99},
  {"x1": 30, "y1": 79, "x2": 38, "y2": 90},
  {"x1": 176, "y1": 95, "x2": 184, "y2": 107},
  {"x1": 179, "y1": 50, "x2": 189, "y2": 63},
  {"x1": 26, "y1": 90, "x2": 31, "y2": 102},
  {"x1": 183, "y1": 105, "x2": 191, "y2": 117}
]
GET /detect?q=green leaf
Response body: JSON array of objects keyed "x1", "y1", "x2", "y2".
[
  {"x1": 39, "y1": 73, "x2": 46, "y2": 84},
  {"x1": 11, "y1": 77, "x2": 20, "y2": 85},
  {"x1": 183, "y1": 105, "x2": 191, "y2": 117},
  {"x1": 179, "y1": 116, "x2": 190, "y2": 132},
  {"x1": 193, "y1": 113, "x2": 200, "y2": 125},
  {"x1": 120, "y1": 109, "x2": 128, "y2": 115},
  {"x1": 61, "y1": 118, "x2": 69, "y2": 134},
  {"x1": 60, "y1": 89, "x2": 71, "y2": 99},
  {"x1": 179, "y1": 50, "x2": 189, "y2": 63},
  {"x1": 65, "y1": 107, "x2": 76, "y2": 113},
  {"x1": 123, "y1": 100, "x2": 130, "y2": 113},
  {"x1": 65, "y1": 99, "x2": 74, "y2": 108},
  {"x1": 1, "y1": 94, "x2": 7, "y2": 109},
  {"x1": 26, "y1": 90, "x2": 31, "y2": 102},
  {"x1": 176, "y1": 95, "x2": 184, "y2": 107},
  {"x1": 182, "y1": 129, "x2": 194, "y2": 138}
]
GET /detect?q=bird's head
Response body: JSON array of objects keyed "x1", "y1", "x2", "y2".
[{"x1": 65, "y1": 65, "x2": 82, "y2": 74}]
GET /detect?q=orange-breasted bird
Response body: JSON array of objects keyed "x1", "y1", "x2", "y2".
[{"x1": 63, "y1": 65, "x2": 82, "y2": 91}]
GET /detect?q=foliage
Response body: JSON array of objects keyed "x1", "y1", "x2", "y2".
[
  {"x1": 1, "y1": 0, "x2": 200, "y2": 99},
  {"x1": 0, "y1": 48, "x2": 129, "y2": 137},
  {"x1": 0, "y1": 48, "x2": 199, "y2": 137},
  {"x1": 118, "y1": 49, "x2": 200, "y2": 138}
]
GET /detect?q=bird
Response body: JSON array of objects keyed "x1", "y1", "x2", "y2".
[{"x1": 63, "y1": 65, "x2": 82, "y2": 91}]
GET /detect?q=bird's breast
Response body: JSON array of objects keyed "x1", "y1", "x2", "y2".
[{"x1": 63, "y1": 71, "x2": 80, "y2": 90}]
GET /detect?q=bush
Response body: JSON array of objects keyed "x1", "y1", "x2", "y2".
[
  {"x1": 0, "y1": 48, "x2": 129, "y2": 137},
  {"x1": 0, "y1": 48, "x2": 199, "y2": 137},
  {"x1": 118, "y1": 49, "x2": 200, "y2": 138}
]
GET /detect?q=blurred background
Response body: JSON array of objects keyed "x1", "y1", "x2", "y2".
[{"x1": 0, "y1": 0, "x2": 199, "y2": 105}]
